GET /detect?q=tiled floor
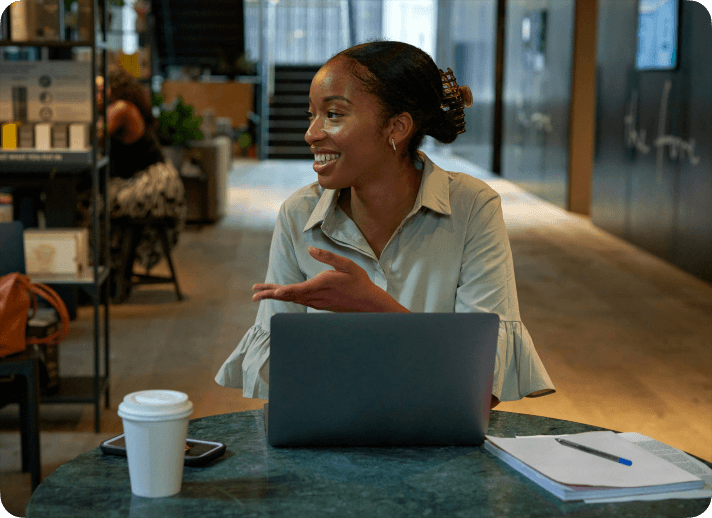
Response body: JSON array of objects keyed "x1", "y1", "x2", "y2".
[{"x1": 1, "y1": 149, "x2": 711, "y2": 517}]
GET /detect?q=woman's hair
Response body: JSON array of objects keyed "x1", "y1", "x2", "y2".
[
  {"x1": 330, "y1": 41, "x2": 463, "y2": 162},
  {"x1": 109, "y1": 68, "x2": 155, "y2": 128}
]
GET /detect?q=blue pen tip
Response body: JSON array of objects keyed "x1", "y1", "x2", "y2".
[{"x1": 619, "y1": 458, "x2": 633, "y2": 466}]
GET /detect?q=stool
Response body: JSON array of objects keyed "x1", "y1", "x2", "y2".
[
  {"x1": 114, "y1": 218, "x2": 183, "y2": 303},
  {"x1": 0, "y1": 349, "x2": 42, "y2": 491}
]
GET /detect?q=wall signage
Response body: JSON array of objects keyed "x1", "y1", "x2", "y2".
[{"x1": 624, "y1": 79, "x2": 702, "y2": 182}]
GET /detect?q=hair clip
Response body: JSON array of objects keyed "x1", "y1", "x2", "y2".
[{"x1": 439, "y1": 68, "x2": 473, "y2": 134}]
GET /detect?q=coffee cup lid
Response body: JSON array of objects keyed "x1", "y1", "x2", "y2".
[{"x1": 118, "y1": 390, "x2": 193, "y2": 422}]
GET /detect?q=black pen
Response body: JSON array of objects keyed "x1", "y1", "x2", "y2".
[{"x1": 555, "y1": 438, "x2": 633, "y2": 466}]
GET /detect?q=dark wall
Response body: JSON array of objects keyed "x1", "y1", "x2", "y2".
[
  {"x1": 501, "y1": 0, "x2": 575, "y2": 209},
  {"x1": 592, "y1": 0, "x2": 712, "y2": 283},
  {"x1": 152, "y1": 0, "x2": 245, "y2": 74}
]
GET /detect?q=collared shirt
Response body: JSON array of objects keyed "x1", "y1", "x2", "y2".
[{"x1": 215, "y1": 152, "x2": 555, "y2": 401}]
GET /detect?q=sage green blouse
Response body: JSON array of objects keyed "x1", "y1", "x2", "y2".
[{"x1": 215, "y1": 152, "x2": 555, "y2": 401}]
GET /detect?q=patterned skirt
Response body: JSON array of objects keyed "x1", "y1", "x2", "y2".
[{"x1": 78, "y1": 160, "x2": 187, "y2": 276}]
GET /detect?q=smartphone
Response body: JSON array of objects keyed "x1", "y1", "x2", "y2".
[{"x1": 100, "y1": 434, "x2": 226, "y2": 467}]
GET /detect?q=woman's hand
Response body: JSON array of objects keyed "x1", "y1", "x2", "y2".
[{"x1": 252, "y1": 247, "x2": 409, "y2": 313}]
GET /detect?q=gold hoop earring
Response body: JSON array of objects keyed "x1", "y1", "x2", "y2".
[{"x1": 391, "y1": 138, "x2": 396, "y2": 151}]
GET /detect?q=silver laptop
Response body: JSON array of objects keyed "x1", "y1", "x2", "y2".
[{"x1": 266, "y1": 312, "x2": 500, "y2": 447}]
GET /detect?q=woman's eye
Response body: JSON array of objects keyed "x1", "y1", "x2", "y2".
[{"x1": 305, "y1": 111, "x2": 341, "y2": 121}]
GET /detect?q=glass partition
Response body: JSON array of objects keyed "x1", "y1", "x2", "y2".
[{"x1": 436, "y1": 0, "x2": 498, "y2": 170}]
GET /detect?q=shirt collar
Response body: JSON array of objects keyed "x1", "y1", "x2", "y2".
[{"x1": 302, "y1": 151, "x2": 451, "y2": 233}]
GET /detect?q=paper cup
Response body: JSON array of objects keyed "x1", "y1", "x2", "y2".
[{"x1": 118, "y1": 390, "x2": 194, "y2": 498}]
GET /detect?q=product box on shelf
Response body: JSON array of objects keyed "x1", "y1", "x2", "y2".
[
  {"x1": 69, "y1": 123, "x2": 90, "y2": 150},
  {"x1": 19, "y1": 122, "x2": 35, "y2": 148},
  {"x1": 9, "y1": 0, "x2": 30, "y2": 41},
  {"x1": 76, "y1": 0, "x2": 93, "y2": 41},
  {"x1": 1, "y1": 122, "x2": 18, "y2": 149},
  {"x1": 24, "y1": 228, "x2": 89, "y2": 276},
  {"x1": 8, "y1": 0, "x2": 63, "y2": 41},
  {"x1": 2, "y1": 122, "x2": 41, "y2": 149},
  {"x1": 35, "y1": 123, "x2": 52, "y2": 150},
  {"x1": 52, "y1": 123, "x2": 68, "y2": 148}
]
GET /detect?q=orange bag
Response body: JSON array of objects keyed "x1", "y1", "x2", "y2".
[{"x1": 0, "y1": 273, "x2": 70, "y2": 358}]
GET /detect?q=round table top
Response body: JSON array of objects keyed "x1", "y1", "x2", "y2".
[{"x1": 27, "y1": 409, "x2": 710, "y2": 518}]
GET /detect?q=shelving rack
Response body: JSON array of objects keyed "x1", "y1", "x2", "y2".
[{"x1": 1, "y1": 0, "x2": 111, "y2": 432}]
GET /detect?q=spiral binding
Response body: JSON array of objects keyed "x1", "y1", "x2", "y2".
[{"x1": 439, "y1": 68, "x2": 473, "y2": 135}]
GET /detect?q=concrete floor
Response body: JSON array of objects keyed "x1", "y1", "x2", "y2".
[{"x1": 1, "y1": 150, "x2": 711, "y2": 517}]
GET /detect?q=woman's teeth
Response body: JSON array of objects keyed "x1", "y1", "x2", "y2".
[{"x1": 315, "y1": 153, "x2": 340, "y2": 165}]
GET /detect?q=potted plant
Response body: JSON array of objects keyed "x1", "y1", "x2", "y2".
[{"x1": 153, "y1": 94, "x2": 204, "y2": 170}]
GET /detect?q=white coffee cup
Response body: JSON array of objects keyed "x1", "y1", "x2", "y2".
[{"x1": 118, "y1": 390, "x2": 194, "y2": 498}]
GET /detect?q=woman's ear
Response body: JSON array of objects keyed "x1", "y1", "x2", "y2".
[{"x1": 386, "y1": 112, "x2": 415, "y2": 149}]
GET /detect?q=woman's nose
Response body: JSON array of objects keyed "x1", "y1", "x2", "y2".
[{"x1": 305, "y1": 117, "x2": 325, "y2": 146}]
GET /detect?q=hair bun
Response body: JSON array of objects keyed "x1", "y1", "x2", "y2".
[
  {"x1": 425, "y1": 68, "x2": 470, "y2": 143},
  {"x1": 427, "y1": 109, "x2": 459, "y2": 144}
]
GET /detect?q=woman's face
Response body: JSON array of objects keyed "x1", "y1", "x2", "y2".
[{"x1": 305, "y1": 58, "x2": 391, "y2": 190}]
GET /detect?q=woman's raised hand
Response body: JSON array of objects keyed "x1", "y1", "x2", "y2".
[{"x1": 252, "y1": 247, "x2": 409, "y2": 313}]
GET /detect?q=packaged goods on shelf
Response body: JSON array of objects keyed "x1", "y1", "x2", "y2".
[
  {"x1": 69, "y1": 123, "x2": 90, "y2": 150},
  {"x1": 52, "y1": 123, "x2": 68, "y2": 148},
  {"x1": 1, "y1": 122, "x2": 18, "y2": 149},
  {"x1": 19, "y1": 123, "x2": 35, "y2": 148},
  {"x1": 24, "y1": 228, "x2": 89, "y2": 276},
  {"x1": 35, "y1": 123, "x2": 52, "y2": 150},
  {"x1": 9, "y1": 0, "x2": 63, "y2": 42}
]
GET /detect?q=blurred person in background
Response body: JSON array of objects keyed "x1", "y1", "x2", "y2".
[{"x1": 78, "y1": 68, "x2": 186, "y2": 301}]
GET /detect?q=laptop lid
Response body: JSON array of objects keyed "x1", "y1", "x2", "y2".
[{"x1": 267, "y1": 312, "x2": 500, "y2": 447}]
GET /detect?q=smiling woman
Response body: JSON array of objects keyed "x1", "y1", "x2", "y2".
[{"x1": 215, "y1": 41, "x2": 555, "y2": 409}]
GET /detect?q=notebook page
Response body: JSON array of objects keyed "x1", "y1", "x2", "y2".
[
  {"x1": 580, "y1": 433, "x2": 712, "y2": 503},
  {"x1": 485, "y1": 431, "x2": 703, "y2": 488},
  {"x1": 618, "y1": 432, "x2": 712, "y2": 489}
]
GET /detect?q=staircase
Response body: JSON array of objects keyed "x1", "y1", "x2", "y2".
[{"x1": 268, "y1": 65, "x2": 321, "y2": 159}]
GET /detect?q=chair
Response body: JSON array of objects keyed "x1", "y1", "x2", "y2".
[
  {"x1": 113, "y1": 218, "x2": 183, "y2": 303},
  {"x1": 0, "y1": 220, "x2": 42, "y2": 491}
]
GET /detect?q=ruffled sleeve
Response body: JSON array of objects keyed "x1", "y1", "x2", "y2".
[
  {"x1": 215, "y1": 200, "x2": 308, "y2": 399},
  {"x1": 492, "y1": 321, "x2": 555, "y2": 401},
  {"x1": 456, "y1": 188, "x2": 555, "y2": 402},
  {"x1": 214, "y1": 324, "x2": 271, "y2": 399}
]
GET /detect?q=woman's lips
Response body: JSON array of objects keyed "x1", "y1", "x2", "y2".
[{"x1": 313, "y1": 153, "x2": 340, "y2": 173}]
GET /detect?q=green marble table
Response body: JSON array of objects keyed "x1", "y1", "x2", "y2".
[{"x1": 26, "y1": 409, "x2": 711, "y2": 517}]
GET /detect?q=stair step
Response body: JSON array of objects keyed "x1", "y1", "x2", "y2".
[
  {"x1": 274, "y1": 71, "x2": 318, "y2": 82},
  {"x1": 267, "y1": 66, "x2": 323, "y2": 156},
  {"x1": 270, "y1": 107, "x2": 312, "y2": 117},
  {"x1": 269, "y1": 145, "x2": 314, "y2": 155},
  {"x1": 269, "y1": 133, "x2": 308, "y2": 141},
  {"x1": 272, "y1": 94, "x2": 311, "y2": 104},
  {"x1": 275, "y1": 66, "x2": 320, "y2": 73},
  {"x1": 274, "y1": 83, "x2": 312, "y2": 93},
  {"x1": 269, "y1": 120, "x2": 312, "y2": 129}
]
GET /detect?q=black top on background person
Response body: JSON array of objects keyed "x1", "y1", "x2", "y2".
[{"x1": 102, "y1": 69, "x2": 165, "y2": 179}]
